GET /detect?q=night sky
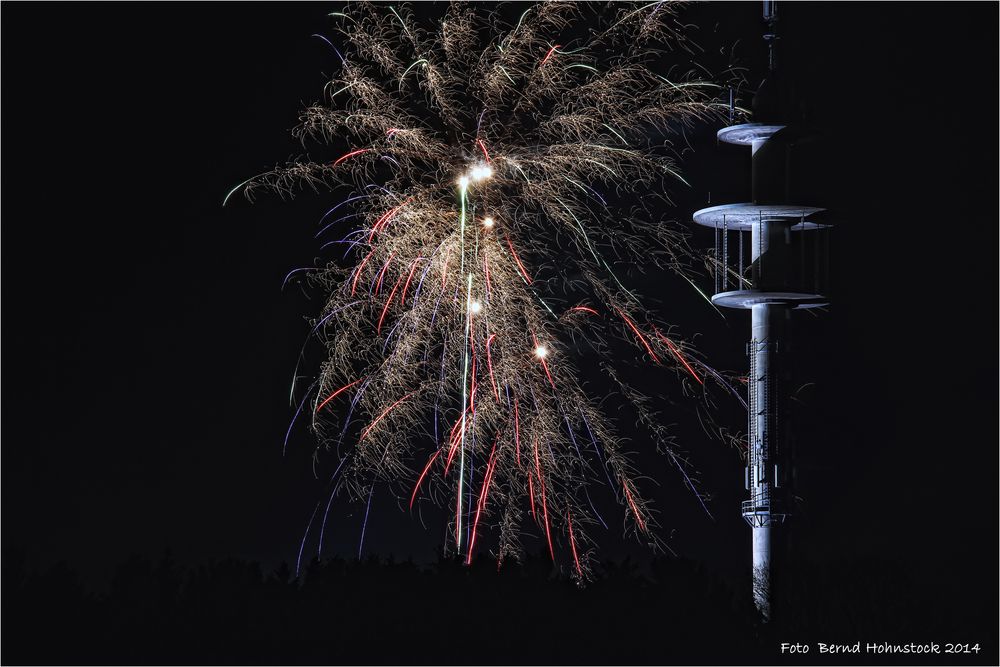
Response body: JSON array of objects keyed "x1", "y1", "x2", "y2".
[{"x1": 3, "y1": 0, "x2": 997, "y2": 643}]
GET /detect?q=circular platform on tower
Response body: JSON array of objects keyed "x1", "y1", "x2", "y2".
[
  {"x1": 712, "y1": 290, "x2": 828, "y2": 309},
  {"x1": 717, "y1": 123, "x2": 786, "y2": 146},
  {"x1": 693, "y1": 203, "x2": 828, "y2": 230}
]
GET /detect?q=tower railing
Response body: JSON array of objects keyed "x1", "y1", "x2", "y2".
[
  {"x1": 709, "y1": 215, "x2": 831, "y2": 300},
  {"x1": 741, "y1": 499, "x2": 787, "y2": 527}
]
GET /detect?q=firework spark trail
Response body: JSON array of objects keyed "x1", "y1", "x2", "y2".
[
  {"x1": 359, "y1": 393, "x2": 413, "y2": 441},
  {"x1": 317, "y1": 454, "x2": 352, "y2": 558},
  {"x1": 563, "y1": 413, "x2": 608, "y2": 530},
  {"x1": 580, "y1": 408, "x2": 617, "y2": 495},
  {"x1": 316, "y1": 212, "x2": 363, "y2": 239},
  {"x1": 410, "y1": 450, "x2": 440, "y2": 510},
  {"x1": 358, "y1": 484, "x2": 375, "y2": 559},
  {"x1": 283, "y1": 267, "x2": 315, "y2": 290},
  {"x1": 568, "y1": 510, "x2": 583, "y2": 577},
  {"x1": 333, "y1": 148, "x2": 370, "y2": 166},
  {"x1": 284, "y1": 381, "x2": 317, "y2": 456},
  {"x1": 316, "y1": 379, "x2": 362, "y2": 414},
  {"x1": 655, "y1": 329, "x2": 704, "y2": 385},
  {"x1": 239, "y1": 2, "x2": 738, "y2": 579},
  {"x1": 296, "y1": 499, "x2": 323, "y2": 577},
  {"x1": 534, "y1": 437, "x2": 555, "y2": 560},
  {"x1": 467, "y1": 436, "x2": 499, "y2": 563},
  {"x1": 290, "y1": 300, "x2": 361, "y2": 404}
]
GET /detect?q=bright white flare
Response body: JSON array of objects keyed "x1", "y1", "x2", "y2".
[
  {"x1": 534, "y1": 345, "x2": 548, "y2": 358},
  {"x1": 470, "y1": 165, "x2": 493, "y2": 181},
  {"x1": 469, "y1": 300, "x2": 483, "y2": 315},
  {"x1": 482, "y1": 217, "x2": 494, "y2": 228},
  {"x1": 458, "y1": 175, "x2": 470, "y2": 188}
]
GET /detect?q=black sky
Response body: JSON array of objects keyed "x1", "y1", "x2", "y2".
[{"x1": 3, "y1": 0, "x2": 997, "y2": 620}]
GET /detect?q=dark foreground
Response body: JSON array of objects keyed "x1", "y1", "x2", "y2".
[{"x1": 3, "y1": 552, "x2": 995, "y2": 665}]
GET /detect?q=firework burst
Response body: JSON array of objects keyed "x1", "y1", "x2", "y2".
[{"x1": 233, "y1": 1, "x2": 737, "y2": 580}]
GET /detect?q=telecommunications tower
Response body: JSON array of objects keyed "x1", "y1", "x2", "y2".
[{"x1": 694, "y1": 1, "x2": 830, "y2": 618}]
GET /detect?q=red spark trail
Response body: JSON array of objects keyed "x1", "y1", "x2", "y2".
[
  {"x1": 534, "y1": 438, "x2": 554, "y2": 560},
  {"x1": 444, "y1": 436, "x2": 462, "y2": 475},
  {"x1": 359, "y1": 392, "x2": 413, "y2": 442},
  {"x1": 444, "y1": 413, "x2": 469, "y2": 474},
  {"x1": 623, "y1": 481, "x2": 647, "y2": 532},
  {"x1": 527, "y1": 472, "x2": 537, "y2": 520},
  {"x1": 476, "y1": 138, "x2": 491, "y2": 163},
  {"x1": 480, "y1": 441, "x2": 500, "y2": 506},
  {"x1": 568, "y1": 305, "x2": 599, "y2": 316},
  {"x1": 410, "y1": 450, "x2": 440, "y2": 510},
  {"x1": 505, "y1": 235, "x2": 533, "y2": 284},
  {"x1": 540, "y1": 476, "x2": 555, "y2": 560},
  {"x1": 315, "y1": 379, "x2": 362, "y2": 414},
  {"x1": 485, "y1": 333, "x2": 501, "y2": 401},
  {"x1": 654, "y1": 330, "x2": 704, "y2": 385},
  {"x1": 541, "y1": 44, "x2": 561, "y2": 65},
  {"x1": 376, "y1": 273, "x2": 405, "y2": 334},
  {"x1": 615, "y1": 307, "x2": 660, "y2": 363},
  {"x1": 350, "y1": 249, "x2": 376, "y2": 296},
  {"x1": 467, "y1": 438, "x2": 499, "y2": 563},
  {"x1": 568, "y1": 511, "x2": 583, "y2": 577},
  {"x1": 332, "y1": 148, "x2": 368, "y2": 166},
  {"x1": 367, "y1": 200, "x2": 409, "y2": 242},
  {"x1": 400, "y1": 257, "x2": 425, "y2": 304},
  {"x1": 374, "y1": 252, "x2": 396, "y2": 295},
  {"x1": 539, "y1": 356, "x2": 556, "y2": 389}
]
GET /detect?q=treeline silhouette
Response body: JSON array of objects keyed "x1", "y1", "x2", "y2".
[{"x1": 2, "y1": 549, "x2": 994, "y2": 665}]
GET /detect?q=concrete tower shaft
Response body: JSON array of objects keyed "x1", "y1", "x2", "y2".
[{"x1": 746, "y1": 301, "x2": 787, "y2": 618}]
